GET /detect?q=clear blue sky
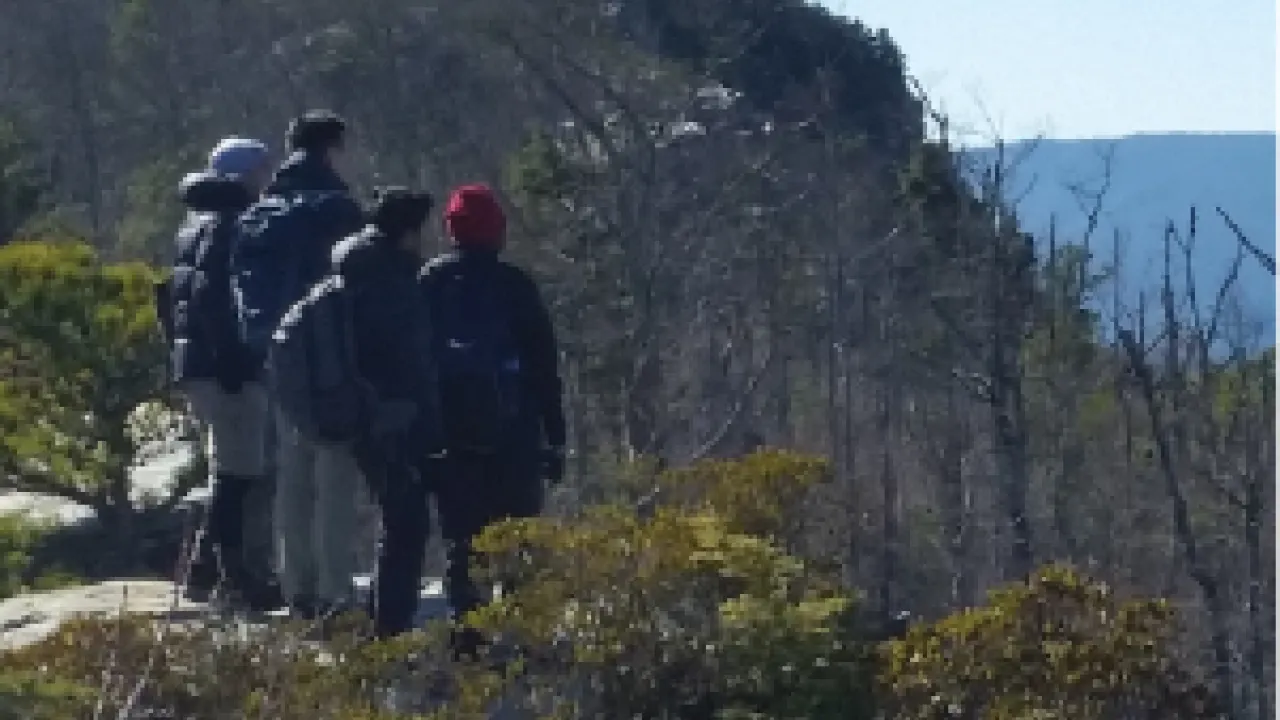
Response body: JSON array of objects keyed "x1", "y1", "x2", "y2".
[{"x1": 823, "y1": 1, "x2": 1277, "y2": 141}]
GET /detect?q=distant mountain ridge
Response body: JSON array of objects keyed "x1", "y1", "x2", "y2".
[{"x1": 963, "y1": 132, "x2": 1276, "y2": 348}]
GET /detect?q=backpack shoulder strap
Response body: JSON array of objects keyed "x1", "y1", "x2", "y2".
[
  {"x1": 305, "y1": 274, "x2": 358, "y2": 379},
  {"x1": 336, "y1": 275, "x2": 359, "y2": 365},
  {"x1": 173, "y1": 215, "x2": 207, "y2": 266},
  {"x1": 191, "y1": 214, "x2": 230, "y2": 270}
]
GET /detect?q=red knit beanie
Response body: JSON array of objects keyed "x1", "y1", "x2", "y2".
[{"x1": 444, "y1": 183, "x2": 506, "y2": 250}]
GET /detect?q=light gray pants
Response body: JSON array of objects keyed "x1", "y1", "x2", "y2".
[
  {"x1": 181, "y1": 379, "x2": 274, "y2": 579},
  {"x1": 273, "y1": 408, "x2": 376, "y2": 605}
]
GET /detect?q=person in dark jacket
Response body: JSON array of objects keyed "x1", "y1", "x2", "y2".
[
  {"x1": 329, "y1": 187, "x2": 443, "y2": 638},
  {"x1": 265, "y1": 111, "x2": 372, "y2": 618},
  {"x1": 171, "y1": 137, "x2": 282, "y2": 610},
  {"x1": 418, "y1": 184, "x2": 566, "y2": 653},
  {"x1": 262, "y1": 110, "x2": 365, "y2": 294}
]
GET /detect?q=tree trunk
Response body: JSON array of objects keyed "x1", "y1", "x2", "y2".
[
  {"x1": 991, "y1": 379, "x2": 1033, "y2": 581},
  {"x1": 877, "y1": 387, "x2": 899, "y2": 613},
  {"x1": 1244, "y1": 471, "x2": 1269, "y2": 720},
  {"x1": 935, "y1": 388, "x2": 970, "y2": 608}
]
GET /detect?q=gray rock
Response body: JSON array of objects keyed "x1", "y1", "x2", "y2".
[{"x1": 0, "y1": 575, "x2": 454, "y2": 650}]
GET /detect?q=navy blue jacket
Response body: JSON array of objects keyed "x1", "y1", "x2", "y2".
[
  {"x1": 169, "y1": 172, "x2": 255, "y2": 385},
  {"x1": 264, "y1": 150, "x2": 364, "y2": 294}
]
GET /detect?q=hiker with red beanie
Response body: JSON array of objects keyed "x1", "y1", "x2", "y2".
[{"x1": 417, "y1": 183, "x2": 566, "y2": 657}]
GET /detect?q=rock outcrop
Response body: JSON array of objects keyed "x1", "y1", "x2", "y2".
[{"x1": 0, "y1": 575, "x2": 451, "y2": 651}]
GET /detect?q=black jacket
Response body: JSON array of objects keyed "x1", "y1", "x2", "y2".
[
  {"x1": 418, "y1": 249, "x2": 567, "y2": 449},
  {"x1": 332, "y1": 227, "x2": 441, "y2": 449},
  {"x1": 169, "y1": 172, "x2": 255, "y2": 385}
]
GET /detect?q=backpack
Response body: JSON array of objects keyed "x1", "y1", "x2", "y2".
[
  {"x1": 430, "y1": 264, "x2": 524, "y2": 454},
  {"x1": 267, "y1": 274, "x2": 371, "y2": 445},
  {"x1": 232, "y1": 191, "x2": 343, "y2": 357},
  {"x1": 166, "y1": 215, "x2": 234, "y2": 356}
]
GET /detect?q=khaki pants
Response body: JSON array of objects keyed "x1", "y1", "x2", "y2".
[
  {"x1": 181, "y1": 380, "x2": 274, "y2": 578},
  {"x1": 182, "y1": 380, "x2": 271, "y2": 477},
  {"x1": 273, "y1": 408, "x2": 373, "y2": 605}
]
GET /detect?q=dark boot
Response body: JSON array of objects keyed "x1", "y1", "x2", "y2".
[
  {"x1": 443, "y1": 535, "x2": 485, "y2": 622},
  {"x1": 182, "y1": 543, "x2": 220, "y2": 603},
  {"x1": 289, "y1": 595, "x2": 322, "y2": 620},
  {"x1": 206, "y1": 473, "x2": 254, "y2": 596},
  {"x1": 235, "y1": 576, "x2": 286, "y2": 612}
]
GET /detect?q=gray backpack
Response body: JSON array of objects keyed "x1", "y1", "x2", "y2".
[{"x1": 267, "y1": 274, "x2": 371, "y2": 444}]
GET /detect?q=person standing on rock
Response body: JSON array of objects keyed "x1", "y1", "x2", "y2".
[
  {"x1": 266, "y1": 187, "x2": 441, "y2": 630},
  {"x1": 164, "y1": 137, "x2": 283, "y2": 611},
  {"x1": 417, "y1": 183, "x2": 567, "y2": 656},
  {"x1": 232, "y1": 111, "x2": 365, "y2": 619},
  {"x1": 333, "y1": 188, "x2": 442, "y2": 638}
]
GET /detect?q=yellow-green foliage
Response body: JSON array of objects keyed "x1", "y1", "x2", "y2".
[
  {"x1": 1208, "y1": 348, "x2": 1274, "y2": 426},
  {"x1": 655, "y1": 449, "x2": 829, "y2": 541},
  {"x1": 0, "y1": 515, "x2": 80, "y2": 599},
  {"x1": 469, "y1": 450, "x2": 870, "y2": 719},
  {"x1": 881, "y1": 565, "x2": 1222, "y2": 720},
  {"x1": 0, "y1": 614, "x2": 445, "y2": 719},
  {"x1": 0, "y1": 670, "x2": 96, "y2": 720},
  {"x1": 0, "y1": 515, "x2": 39, "y2": 599},
  {"x1": 0, "y1": 453, "x2": 1217, "y2": 719},
  {"x1": 0, "y1": 239, "x2": 167, "y2": 513}
]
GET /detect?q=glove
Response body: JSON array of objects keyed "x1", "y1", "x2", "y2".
[{"x1": 540, "y1": 446, "x2": 566, "y2": 485}]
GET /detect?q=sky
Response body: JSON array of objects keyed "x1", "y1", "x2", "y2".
[{"x1": 823, "y1": 1, "x2": 1277, "y2": 141}]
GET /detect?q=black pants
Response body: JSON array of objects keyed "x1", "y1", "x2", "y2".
[
  {"x1": 190, "y1": 473, "x2": 252, "y2": 590},
  {"x1": 432, "y1": 449, "x2": 544, "y2": 620},
  {"x1": 360, "y1": 445, "x2": 431, "y2": 639}
]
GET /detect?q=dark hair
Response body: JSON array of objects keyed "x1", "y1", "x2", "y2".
[
  {"x1": 286, "y1": 110, "x2": 347, "y2": 153},
  {"x1": 369, "y1": 186, "x2": 434, "y2": 238}
]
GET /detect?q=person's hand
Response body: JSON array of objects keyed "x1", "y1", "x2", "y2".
[{"x1": 541, "y1": 446, "x2": 566, "y2": 485}]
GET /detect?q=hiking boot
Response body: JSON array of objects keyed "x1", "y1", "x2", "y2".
[
  {"x1": 288, "y1": 595, "x2": 323, "y2": 620},
  {"x1": 181, "y1": 565, "x2": 219, "y2": 604},
  {"x1": 181, "y1": 582, "x2": 215, "y2": 605},
  {"x1": 234, "y1": 578, "x2": 287, "y2": 613}
]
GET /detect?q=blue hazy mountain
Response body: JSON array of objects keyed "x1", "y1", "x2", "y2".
[{"x1": 964, "y1": 133, "x2": 1275, "y2": 349}]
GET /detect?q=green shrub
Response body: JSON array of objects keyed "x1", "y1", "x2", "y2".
[
  {"x1": 468, "y1": 450, "x2": 873, "y2": 719},
  {"x1": 0, "y1": 239, "x2": 170, "y2": 574},
  {"x1": 0, "y1": 514, "x2": 79, "y2": 599},
  {"x1": 0, "y1": 670, "x2": 96, "y2": 720},
  {"x1": 0, "y1": 455, "x2": 1220, "y2": 719},
  {"x1": 880, "y1": 564, "x2": 1222, "y2": 720},
  {"x1": 0, "y1": 515, "x2": 39, "y2": 599},
  {"x1": 0, "y1": 614, "x2": 435, "y2": 719}
]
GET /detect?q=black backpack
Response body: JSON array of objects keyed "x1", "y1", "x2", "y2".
[
  {"x1": 232, "y1": 191, "x2": 346, "y2": 358},
  {"x1": 165, "y1": 215, "x2": 233, "y2": 356},
  {"x1": 429, "y1": 264, "x2": 523, "y2": 454},
  {"x1": 268, "y1": 274, "x2": 371, "y2": 445}
]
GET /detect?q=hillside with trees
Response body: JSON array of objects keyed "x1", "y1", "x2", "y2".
[{"x1": 0, "y1": 0, "x2": 1272, "y2": 717}]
